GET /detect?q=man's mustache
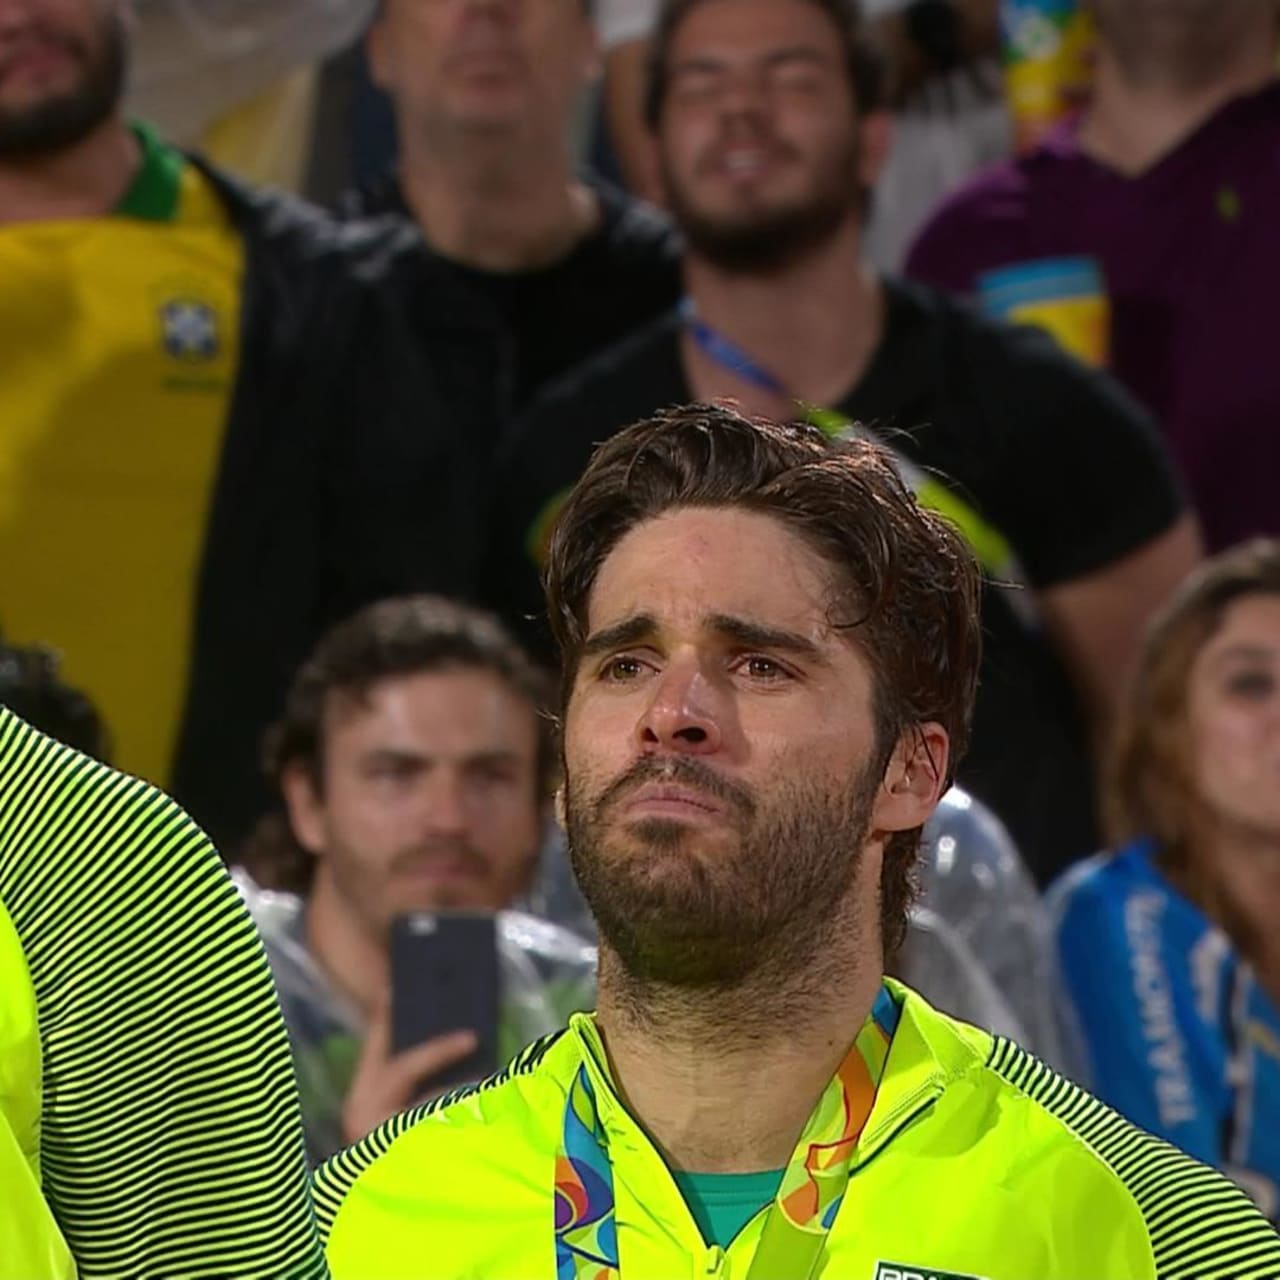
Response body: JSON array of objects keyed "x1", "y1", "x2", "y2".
[
  {"x1": 0, "y1": 28, "x2": 84, "y2": 78},
  {"x1": 389, "y1": 840, "x2": 488, "y2": 876},
  {"x1": 597, "y1": 755, "x2": 757, "y2": 821}
]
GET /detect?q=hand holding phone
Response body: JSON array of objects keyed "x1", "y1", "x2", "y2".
[
  {"x1": 341, "y1": 994, "x2": 478, "y2": 1146},
  {"x1": 389, "y1": 911, "x2": 499, "y2": 1079}
]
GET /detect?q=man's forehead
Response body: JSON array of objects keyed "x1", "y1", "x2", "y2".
[
  {"x1": 670, "y1": 0, "x2": 841, "y2": 60},
  {"x1": 322, "y1": 671, "x2": 536, "y2": 741},
  {"x1": 585, "y1": 508, "x2": 845, "y2": 644}
]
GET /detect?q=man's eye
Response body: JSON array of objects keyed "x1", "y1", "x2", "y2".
[
  {"x1": 1226, "y1": 670, "x2": 1276, "y2": 699},
  {"x1": 601, "y1": 656, "x2": 645, "y2": 682},
  {"x1": 771, "y1": 65, "x2": 823, "y2": 95},
  {"x1": 670, "y1": 70, "x2": 723, "y2": 103},
  {"x1": 369, "y1": 761, "x2": 417, "y2": 781},
  {"x1": 740, "y1": 655, "x2": 788, "y2": 681},
  {"x1": 473, "y1": 763, "x2": 519, "y2": 785}
]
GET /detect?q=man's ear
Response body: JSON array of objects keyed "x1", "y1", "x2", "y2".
[
  {"x1": 281, "y1": 763, "x2": 328, "y2": 858},
  {"x1": 870, "y1": 722, "x2": 949, "y2": 835},
  {"x1": 857, "y1": 108, "x2": 895, "y2": 193},
  {"x1": 553, "y1": 785, "x2": 567, "y2": 831}
]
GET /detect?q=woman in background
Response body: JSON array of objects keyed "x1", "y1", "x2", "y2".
[{"x1": 1049, "y1": 539, "x2": 1280, "y2": 1222}]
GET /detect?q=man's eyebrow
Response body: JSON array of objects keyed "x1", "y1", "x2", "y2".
[
  {"x1": 462, "y1": 749, "x2": 524, "y2": 768},
  {"x1": 1210, "y1": 643, "x2": 1280, "y2": 665},
  {"x1": 763, "y1": 46, "x2": 832, "y2": 69},
  {"x1": 580, "y1": 614, "x2": 657, "y2": 660},
  {"x1": 360, "y1": 747, "x2": 429, "y2": 767},
  {"x1": 669, "y1": 54, "x2": 728, "y2": 75},
  {"x1": 707, "y1": 614, "x2": 824, "y2": 660}
]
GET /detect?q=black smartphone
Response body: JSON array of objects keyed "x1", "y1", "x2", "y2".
[{"x1": 389, "y1": 910, "x2": 500, "y2": 1090}]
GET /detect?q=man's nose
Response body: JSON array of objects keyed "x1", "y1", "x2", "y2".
[
  {"x1": 636, "y1": 659, "x2": 723, "y2": 756},
  {"x1": 716, "y1": 67, "x2": 774, "y2": 122},
  {"x1": 419, "y1": 770, "x2": 470, "y2": 834}
]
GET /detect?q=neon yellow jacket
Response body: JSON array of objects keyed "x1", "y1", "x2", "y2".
[{"x1": 314, "y1": 980, "x2": 1280, "y2": 1279}]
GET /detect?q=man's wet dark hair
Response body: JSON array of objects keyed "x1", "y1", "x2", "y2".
[{"x1": 544, "y1": 402, "x2": 981, "y2": 954}]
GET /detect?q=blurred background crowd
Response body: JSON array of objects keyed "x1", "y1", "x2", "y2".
[{"x1": 3, "y1": 0, "x2": 1279, "y2": 1222}]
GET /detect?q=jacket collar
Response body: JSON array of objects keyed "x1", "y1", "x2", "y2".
[{"x1": 565, "y1": 978, "x2": 977, "y2": 1164}]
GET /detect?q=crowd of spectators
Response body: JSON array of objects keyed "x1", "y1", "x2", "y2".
[{"x1": 3, "y1": 0, "x2": 1280, "y2": 1231}]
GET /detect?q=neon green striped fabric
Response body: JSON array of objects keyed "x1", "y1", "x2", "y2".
[{"x1": 0, "y1": 706, "x2": 326, "y2": 1277}]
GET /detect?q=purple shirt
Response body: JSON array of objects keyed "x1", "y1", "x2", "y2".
[{"x1": 907, "y1": 82, "x2": 1280, "y2": 551}]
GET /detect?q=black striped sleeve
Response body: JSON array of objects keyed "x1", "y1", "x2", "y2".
[
  {"x1": 0, "y1": 708, "x2": 327, "y2": 1278},
  {"x1": 312, "y1": 1028, "x2": 564, "y2": 1241},
  {"x1": 988, "y1": 1037, "x2": 1280, "y2": 1280}
]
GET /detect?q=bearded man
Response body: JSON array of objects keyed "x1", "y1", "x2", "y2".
[{"x1": 316, "y1": 401, "x2": 1278, "y2": 1279}]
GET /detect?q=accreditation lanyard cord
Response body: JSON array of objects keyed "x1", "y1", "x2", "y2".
[
  {"x1": 678, "y1": 298, "x2": 1037, "y2": 626},
  {"x1": 554, "y1": 985, "x2": 901, "y2": 1280}
]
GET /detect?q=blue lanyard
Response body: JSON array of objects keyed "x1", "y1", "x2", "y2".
[
  {"x1": 679, "y1": 298, "x2": 792, "y2": 397},
  {"x1": 676, "y1": 296, "x2": 1038, "y2": 626}
]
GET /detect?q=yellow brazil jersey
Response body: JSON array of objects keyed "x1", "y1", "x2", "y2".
[{"x1": 0, "y1": 123, "x2": 243, "y2": 786}]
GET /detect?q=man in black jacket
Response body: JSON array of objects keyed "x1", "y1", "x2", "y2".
[
  {"x1": 342, "y1": 0, "x2": 682, "y2": 413},
  {"x1": 0, "y1": 0, "x2": 490, "y2": 850}
]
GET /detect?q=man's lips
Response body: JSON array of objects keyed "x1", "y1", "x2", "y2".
[
  {"x1": 447, "y1": 46, "x2": 524, "y2": 77},
  {"x1": 700, "y1": 142, "x2": 793, "y2": 182},
  {"x1": 0, "y1": 39, "x2": 77, "y2": 86},
  {"x1": 622, "y1": 783, "x2": 726, "y2": 819},
  {"x1": 393, "y1": 855, "x2": 484, "y2": 882}
]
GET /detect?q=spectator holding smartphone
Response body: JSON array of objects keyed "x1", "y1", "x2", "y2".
[{"x1": 236, "y1": 596, "x2": 596, "y2": 1165}]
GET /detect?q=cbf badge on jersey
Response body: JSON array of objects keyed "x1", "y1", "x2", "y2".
[
  {"x1": 159, "y1": 298, "x2": 220, "y2": 362},
  {"x1": 873, "y1": 1263, "x2": 987, "y2": 1280},
  {"x1": 149, "y1": 272, "x2": 236, "y2": 395}
]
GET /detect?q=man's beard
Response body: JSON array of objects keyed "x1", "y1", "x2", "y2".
[
  {"x1": 662, "y1": 136, "x2": 863, "y2": 275},
  {"x1": 564, "y1": 752, "x2": 881, "y2": 993},
  {"x1": 0, "y1": 11, "x2": 128, "y2": 160}
]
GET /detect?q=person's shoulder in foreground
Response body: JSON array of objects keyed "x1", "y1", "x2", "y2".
[
  {"x1": 313, "y1": 981, "x2": 1279, "y2": 1280},
  {"x1": 0, "y1": 706, "x2": 326, "y2": 1277}
]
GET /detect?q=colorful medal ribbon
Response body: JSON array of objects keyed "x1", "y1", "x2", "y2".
[
  {"x1": 555, "y1": 1065, "x2": 620, "y2": 1280},
  {"x1": 554, "y1": 986, "x2": 901, "y2": 1280}
]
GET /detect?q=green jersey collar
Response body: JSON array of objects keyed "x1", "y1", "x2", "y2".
[{"x1": 114, "y1": 120, "x2": 184, "y2": 222}]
